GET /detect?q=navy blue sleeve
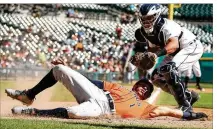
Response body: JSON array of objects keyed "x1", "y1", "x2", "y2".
[{"x1": 89, "y1": 80, "x2": 104, "y2": 89}]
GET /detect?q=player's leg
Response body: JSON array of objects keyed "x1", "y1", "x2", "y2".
[
  {"x1": 184, "y1": 67, "x2": 193, "y2": 88},
  {"x1": 51, "y1": 64, "x2": 111, "y2": 117},
  {"x1": 153, "y1": 56, "x2": 192, "y2": 110},
  {"x1": 151, "y1": 56, "x2": 199, "y2": 108},
  {"x1": 66, "y1": 99, "x2": 110, "y2": 118},
  {"x1": 12, "y1": 106, "x2": 69, "y2": 118},
  {"x1": 5, "y1": 68, "x2": 58, "y2": 105},
  {"x1": 149, "y1": 106, "x2": 208, "y2": 120},
  {"x1": 151, "y1": 56, "x2": 173, "y2": 95},
  {"x1": 7, "y1": 65, "x2": 111, "y2": 117},
  {"x1": 160, "y1": 62, "x2": 192, "y2": 112},
  {"x1": 164, "y1": 40, "x2": 203, "y2": 111},
  {"x1": 193, "y1": 61, "x2": 204, "y2": 91},
  {"x1": 12, "y1": 99, "x2": 108, "y2": 119},
  {"x1": 51, "y1": 64, "x2": 108, "y2": 104},
  {"x1": 10, "y1": 64, "x2": 111, "y2": 118}
]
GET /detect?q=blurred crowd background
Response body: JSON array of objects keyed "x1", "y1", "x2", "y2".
[{"x1": 0, "y1": 4, "x2": 213, "y2": 82}]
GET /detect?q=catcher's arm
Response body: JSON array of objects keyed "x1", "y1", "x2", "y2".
[{"x1": 155, "y1": 37, "x2": 179, "y2": 57}]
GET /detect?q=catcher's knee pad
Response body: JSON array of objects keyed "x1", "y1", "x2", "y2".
[
  {"x1": 159, "y1": 62, "x2": 190, "y2": 107},
  {"x1": 159, "y1": 62, "x2": 180, "y2": 86},
  {"x1": 151, "y1": 68, "x2": 172, "y2": 95}
]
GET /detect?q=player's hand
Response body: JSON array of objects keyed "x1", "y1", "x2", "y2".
[{"x1": 51, "y1": 57, "x2": 67, "y2": 66}]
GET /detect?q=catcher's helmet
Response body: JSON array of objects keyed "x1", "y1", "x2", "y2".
[{"x1": 138, "y1": 4, "x2": 161, "y2": 33}]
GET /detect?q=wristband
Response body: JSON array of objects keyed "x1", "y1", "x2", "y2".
[{"x1": 156, "y1": 48, "x2": 167, "y2": 57}]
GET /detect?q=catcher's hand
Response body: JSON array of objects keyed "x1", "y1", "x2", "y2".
[{"x1": 130, "y1": 52, "x2": 157, "y2": 70}]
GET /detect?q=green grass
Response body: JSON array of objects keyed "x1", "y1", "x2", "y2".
[
  {"x1": 156, "y1": 92, "x2": 213, "y2": 109},
  {"x1": 0, "y1": 81, "x2": 15, "y2": 93},
  {"x1": 0, "y1": 118, "x2": 209, "y2": 129},
  {"x1": 50, "y1": 82, "x2": 76, "y2": 102}
]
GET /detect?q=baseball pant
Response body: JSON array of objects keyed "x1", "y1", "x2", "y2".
[
  {"x1": 159, "y1": 40, "x2": 203, "y2": 75},
  {"x1": 52, "y1": 64, "x2": 111, "y2": 118},
  {"x1": 185, "y1": 61, "x2": 202, "y2": 78}
]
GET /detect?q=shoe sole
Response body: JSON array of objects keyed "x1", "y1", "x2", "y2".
[{"x1": 5, "y1": 89, "x2": 32, "y2": 106}]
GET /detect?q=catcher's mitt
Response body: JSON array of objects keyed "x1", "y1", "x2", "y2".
[{"x1": 130, "y1": 52, "x2": 157, "y2": 70}]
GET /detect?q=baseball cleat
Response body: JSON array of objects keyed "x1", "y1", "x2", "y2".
[
  {"x1": 198, "y1": 87, "x2": 205, "y2": 92},
  {"x1": 196, "y1": 85, "x2": 205, "y2": 91},
  {"x1": 5, "y1": 89, "x2": 34, "y2": 106},
  {"x1": 12, "y1": 106, "x2": 35, "y2": 115}
]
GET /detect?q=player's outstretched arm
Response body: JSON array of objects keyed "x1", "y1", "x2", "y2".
[{"x1": 149, "y1": 106, "x2": 208, "y2": 120}]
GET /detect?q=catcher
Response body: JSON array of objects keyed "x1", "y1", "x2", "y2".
[
  {"x1": 131, "y1": 4, "x2": 204, "y2": 112},
  {"x1": 5, "y1": 61, "x2": 207, "y2": 120}
]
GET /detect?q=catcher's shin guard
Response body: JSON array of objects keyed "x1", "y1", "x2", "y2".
[
  {"x1": 159, "y1": 62, "x2": 192, "y2": 112},
  {"x1": 151, "y1": 68, "x2": 172, "y2": 95}
]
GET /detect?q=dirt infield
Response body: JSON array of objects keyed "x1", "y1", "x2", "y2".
[{"x1": 0, "y1": 80, "x2": 213, "y2": 129}]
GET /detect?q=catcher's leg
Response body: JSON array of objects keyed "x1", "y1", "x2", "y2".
[
  {"x1": 151, "y1": 68, "x2": 199, "y2": 107},
  {"x1": 151, "y1": 68, "x2": 172, "y2": 95},
  {"x1": 160, "y1": 62, "x2": 192, "y2": 112}
]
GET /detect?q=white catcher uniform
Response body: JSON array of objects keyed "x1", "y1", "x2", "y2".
[
  {"x1": 134, "y1": 18, "x2": 204, "y2": 109},
  {"x1": 135, "y1": 4, "x2": 203, "y2": 111},
  {"x1": 52, "y1": 64, "x2": 112, "y2": 118},
  {"x1": 149, "y1": 19, "x2": 203, "y2": 75}
]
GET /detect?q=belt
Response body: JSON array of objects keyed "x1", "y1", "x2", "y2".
[{"x1": 104, "y1": 91, "x2": 116, "y2": 113}]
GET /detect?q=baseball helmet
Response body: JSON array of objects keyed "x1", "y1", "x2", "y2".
[
  {"x1": 138, "y1": 4, "x2": 161, "y2": 33},
  {"x1": 132, "y1": 77, "x2": 154, "y2": 100}
]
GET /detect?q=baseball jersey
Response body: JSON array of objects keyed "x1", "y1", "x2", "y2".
[
  {"x1": 134, "y1": 17, "x2": 196, "y2": 54},
  {"x1": 103, "y1": 81, "x2": 158, "y2": 119}
]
